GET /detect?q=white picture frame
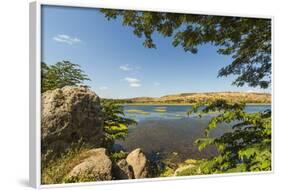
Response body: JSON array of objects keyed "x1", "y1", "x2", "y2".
[{"x1": 29, "y1": 1, "x2": 274, "y2": 189}]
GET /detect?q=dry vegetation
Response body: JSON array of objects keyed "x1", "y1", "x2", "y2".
[
  {"x1": 41, "y1": 146, "x2": 92, "y2": 184},
  {"x1": 126, "y1": 92, "x2": 271, "y2": 104}
]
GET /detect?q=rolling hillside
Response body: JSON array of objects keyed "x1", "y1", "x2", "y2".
[{"x1": 108, "y1": 92, "x2": 271, "y2": 104}]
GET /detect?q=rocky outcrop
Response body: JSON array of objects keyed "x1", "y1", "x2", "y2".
[
  {"x1": 112, "y1": 159, "x2": 134, "y2": 179},
  {"x1": 64, "y1": 148, "x2": 148, "y2": 182},
  {"x1": 66, "y1": 148, "x2": 112, "y2": 181},
  {"x1": 126, "y1": 148, "x2": 148, "y2": 179},
  {"x1": 112, "y1": 148, "x2": 149, "y2": 179},
  {"x1": 41, "y1": 86, "x2": 105, "y2": 161},
  {"x1": 40, "y1": 86, "x2": 152, "y2": 182}
]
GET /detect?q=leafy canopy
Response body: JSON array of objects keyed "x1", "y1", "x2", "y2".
[
  {"x1": 101, "y1": 10, "x2": 271, "y2": 89},
  {"x1": 42, "y1": 61, "x2": 90, "y2": 92}
]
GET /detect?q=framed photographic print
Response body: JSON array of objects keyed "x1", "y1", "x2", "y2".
[{"x1": 29, "y1": 0, "x2": 273, "y2": 188}]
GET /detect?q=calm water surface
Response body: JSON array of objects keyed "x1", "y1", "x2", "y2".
[{"x1": 115, "y1": 105, "x2": 271, "y2": 163}]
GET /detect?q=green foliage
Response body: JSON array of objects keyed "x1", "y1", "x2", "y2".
[
  {"x1": 109, "y1": 150, "x2": 128, "y2": 162},
  {"x1": 160, "y1": 166, "x2": 175, "y2": 177},
  {"x1": 195, "y1": 138, "x2": 215, "y2": 151},
  {"x1": 102, "y1": 98, "x2": 133, "y2": 104},
  {"x1": 176, "y1": 166, "x2": 199, "y2": 176},
  {"x1": 101, "y1": 100, "x2": 137, "y2": 146},
  {"x1": 188, "y1": 100, "x2": 271, "y2": 174},
  {"x1": 41, "y1": 61, "x2": 90, "y2": 92},
  {"x1": 175, "y1": 159, "x2": 202, "y2": 176},
  {"x1": 100, "y1": 10, "x2": 271, "y2": 89}
]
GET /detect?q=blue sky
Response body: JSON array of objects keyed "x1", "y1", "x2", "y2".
[{"x1": 41, "y1": 5, "x2": 269, "y2": 98}]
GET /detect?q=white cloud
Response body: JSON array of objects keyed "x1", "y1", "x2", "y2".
[
  {"x1": 153, "y1": 82, "x2": 160, "y2": 86},
  {"x1": 129, "y1": 83, "x2": 141, "y2": 87},
  {"x1": 99, "y1": 86, "x2": 108, "y2": 90},
  {"x1": 124, "y1": 77, "x2": 140, "y2": 83},
  {"x1": 120, "y1": 64, "x2": 132, "y2": 71},
  {"x1": 53, "y1": 34, "x2": 81, "y2": 45},
  {"x1": 119, "y1": 64, "x2": 141, "y2": 72},
  {"x1": 123, "y1": 77, "x2": 141, "y2": 87}
]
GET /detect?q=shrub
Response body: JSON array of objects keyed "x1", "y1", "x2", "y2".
[
  {"x1": 188, "y1": 100, "x2": 271, "y2": 174},
  {"x1": 101, "y1": 100, "x2": 137, "y2": 148}
]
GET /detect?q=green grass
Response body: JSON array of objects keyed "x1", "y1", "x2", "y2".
[
  {"x1": 62, "y1": 170, "x2": 97, "y2": 183},
  {"x1": 175, "y1": 165, "x2": 199, "y2": 176},
  {"x1": 41, "y1": 146, "x2": 92, "y2": 184}
]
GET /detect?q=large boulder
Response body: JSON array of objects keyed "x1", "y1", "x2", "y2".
[
  {"x1": 41, "y1": 86, "x2": 105, "y2": 161},
  {"x1": 126, "y1": 148, "x2": 148, "y2": 178},
  {"x1": 112, "y1": 159, "x2": 134, "y2": 180},
  {"x1": 66, "y1": 148, "x2": 112, "y2": 181}
]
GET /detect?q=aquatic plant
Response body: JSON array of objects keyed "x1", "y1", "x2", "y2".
[
  {"x1": 154, "y1": 108, "x2": 167, "y2": 112},
  {"x1": 155, "y1": 107, "x2": 167, "y2": 109},
  {"x1": 126, "y1": 109, "x2": 150, "y2": 115}
]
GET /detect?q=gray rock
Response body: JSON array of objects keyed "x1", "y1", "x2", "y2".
[
  {"x1": 41, "y1": 86, "x2": 105, "y2": 161},
  {"x1": 126, "y1": 148, "x2": 148, "y2": 178},
  {"x1": 66, "y1": 148, "x2": 112, "y2": 181},
  {"x1": 112, "y1": 159, "x2": 134, "y2": 180}
]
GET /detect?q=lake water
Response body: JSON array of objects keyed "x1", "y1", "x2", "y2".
[{"x1": 115, "y1": 105, "x2": 271, "y2": 163}]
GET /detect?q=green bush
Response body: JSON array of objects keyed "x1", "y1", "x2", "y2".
[
  {"x1": 101, "y1": 100, "x2": 137, "y2": 148},
  {"x1": 109, "y1": 151, "x2": 128, "y2": 162},
  {"x1": 188, "y1": 100, "x2": 271, "y2": 174}
]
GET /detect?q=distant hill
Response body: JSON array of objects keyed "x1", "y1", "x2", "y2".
[{"x1": 105, "y1": 92, "x2": 271, "y2": 104}]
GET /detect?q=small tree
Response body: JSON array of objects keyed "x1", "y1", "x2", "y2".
[
  {"x1": 41, "y1": 61, "x2": 90, "y2": 92},
  {"x1": 101, "y1": 100, "x2": 137, "y2": 148}
]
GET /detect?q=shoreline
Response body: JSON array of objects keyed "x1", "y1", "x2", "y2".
[{"x1": 121, "y1": 103, "x2": 271, "y2": 106}]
